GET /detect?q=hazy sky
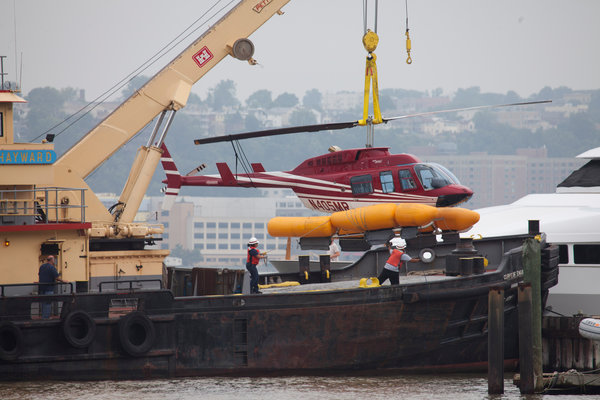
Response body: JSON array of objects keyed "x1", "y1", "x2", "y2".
[{"x1": 1, "y1": 0, "x2": 599, "y2": 102}]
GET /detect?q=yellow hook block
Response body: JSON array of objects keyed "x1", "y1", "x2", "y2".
[{"x1": 362, "y1": 30, "x2": 379, "y2": 53}]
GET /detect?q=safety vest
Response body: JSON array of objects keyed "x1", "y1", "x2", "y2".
[
  {"x1": 386, "y1": 249, "x2": 405, "y2": 267},
  {"x1": 247, "y1": 247, "x2": 260, "y2": 265}
]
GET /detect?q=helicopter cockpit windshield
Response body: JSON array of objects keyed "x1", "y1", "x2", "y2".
[{"x1": 414, "y1": 163, "x2": 461, "y2": 190}]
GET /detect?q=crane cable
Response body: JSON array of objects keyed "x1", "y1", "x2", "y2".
[
  {"x1": 359, "y1": 0, "x2": 382, "y2": 127},
  {"x1": 405, "y1": 0, "x2": 412, "y2": 64}
]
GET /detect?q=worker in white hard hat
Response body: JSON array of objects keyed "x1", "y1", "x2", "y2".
[
  {"x1": 377, "y1": 237, "x2": 420, "y2": 285},
  {"x1": 246, "y1": 237, "x2": 266, "y2": 294}
]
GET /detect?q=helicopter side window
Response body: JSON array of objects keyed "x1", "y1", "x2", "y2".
[
  {"x1": 398, "y1": 169, "x2": 417, "y2": 191},
  {"x1": 350, "y1": 174, "x2": 373, "y2": 195},
  {"x1": 380, "y1": 171, "x2": 394, "y2": 193}
]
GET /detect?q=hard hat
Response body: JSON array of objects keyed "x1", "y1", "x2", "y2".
[
  {"x1": 390, "y1": 238, "x2": 406, "y2": 249},
  {"x1": 248, "y1": 237, "x2": 259, "y2": 246}
]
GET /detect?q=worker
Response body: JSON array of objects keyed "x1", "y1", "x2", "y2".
[
  {"x1": 329, "y1": 238, "x2": 341, "y2": 261},
  {"x1": 377, "y1": 238, "x2": 419, "y2": 285},
  {"x1": 38, "y1": 255, "x2": 63, "y2": 318},
  {"x1": 246, "y1": 237, "x2": 266, "y2": 294}
]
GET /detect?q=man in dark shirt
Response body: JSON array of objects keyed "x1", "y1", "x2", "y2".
[{"x1": 38, "y1": 255, "x2": 62, "y2": 318}]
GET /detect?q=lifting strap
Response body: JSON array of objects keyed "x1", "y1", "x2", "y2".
[{"x1": 358, "y1": 30, "x2": 383, "y2": 126}]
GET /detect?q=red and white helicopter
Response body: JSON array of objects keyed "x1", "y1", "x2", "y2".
[
  {"x1": 160, "y1": 100, "x2": 549, "y2": 212},
  {"x1": 160, "y1": 143, "x2": 473, "y2": 213}
]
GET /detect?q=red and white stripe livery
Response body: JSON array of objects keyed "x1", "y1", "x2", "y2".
[{"x1": 160, "y1": 145, "x2": 473, "y2": 212}]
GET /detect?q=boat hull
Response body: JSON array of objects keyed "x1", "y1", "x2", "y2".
[{"x1": 0, "y1": 238, "x2": 559, "y2": 380}]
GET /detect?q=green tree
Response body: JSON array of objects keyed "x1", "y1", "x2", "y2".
[
  {"x1": 246, "y1": 89, "x2": 272, "y2": 109},
  {"x1": 273, "y1": 92, "x2": 299, "y2": 108},
  {"x1": 289, "y1": 108, "x2": 317, "y2": 126},
  {"x1": 244, "y1": 113, "x2": 263, "y2": 131},
  {"x1": 206, "y1": 80, "x2": 240, "y2": 110},
  {"x1": 24, "y1": 87, "x2": 67, "y2": 141},
  {"x1": 302, "y1": 89, "x2": 322, "y2": 111},
  {"x1": 225, "y1": 112, "x2": 244, "y2": 133}
]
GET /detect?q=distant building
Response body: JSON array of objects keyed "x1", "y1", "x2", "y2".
[
  {"x1": 422, "y1": 149, "x2": 586, "y2": 209},
  {"x1": 147, "y1": 192, "x2": 317, "y2": 267}
]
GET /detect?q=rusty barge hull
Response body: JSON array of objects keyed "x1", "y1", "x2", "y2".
[{"x1": 0, "y1": 240, "x2": 559, "y2": 381}]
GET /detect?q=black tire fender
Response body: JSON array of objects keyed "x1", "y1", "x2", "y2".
[
  {"x1": 62, "y1": 310, "x2": 96, "y2": 348},
  {"x1": 0, "y1": 321, "x2": 23, "y2": 361},
  {"x1": 118, "y1": 311, "x2": 155, "y2": 357}
]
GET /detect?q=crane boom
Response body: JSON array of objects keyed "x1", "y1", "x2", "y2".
[{"x1": 53, "y1": 0, "x2": 290, "y2": 222}]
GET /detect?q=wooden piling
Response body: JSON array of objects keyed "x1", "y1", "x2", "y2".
[
  {"x1": 488, "y1": 286, "x2": 504, "y2": 394},
  {"x1": 523, "y1": 237, "x2": 543, "y2": 392},
  {"x1": 518, "y1": 283, "x2": 534, "y2": 394}
]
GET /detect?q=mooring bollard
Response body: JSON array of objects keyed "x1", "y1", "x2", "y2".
[{"x1": 488, "y1": 286, "x2": 504, "y2": 394}]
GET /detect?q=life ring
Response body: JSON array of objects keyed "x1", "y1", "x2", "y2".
[
  {"x1": 0, "y1": 321, "x2": 23, "y2": 361},
  {"x1": 62, "y1": 310, "x2": 96, "y2": 348},
  {"x1": 419, "y1": 248, "x2": 436, "y2": 264},
  {"x1": 118, "y1": 311, "x2": 155, "y2": 357}
]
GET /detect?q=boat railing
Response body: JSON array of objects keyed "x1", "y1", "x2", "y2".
[
  {"x1": 0, "y1": 186, "x2": 87, "y2": 225},
  {"x1": 0, "y1": 282, "x2": 74, "y2": 297},
  {"x1": 98, "y1": 279, "x2": 163, "y2": 293}
]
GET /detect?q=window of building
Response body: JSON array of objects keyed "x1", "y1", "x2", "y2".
[
  {"x1": 163, "y1": 222, "x2": 169, "y2": 228},
  {"x1": 267, "y1": 244, "x2": 276, "y2": 250},
  {"x1": 194, "y1": 222, "x2": 204, "y2": 228},
  {"x1": 574, "y1": 244, "x2": 600, "y2": 264},
  {"x1": 207, "y1": 233, "x2": 216, "y2": 239},
  {"x1": 255, "y1": 233, "x2": 264, "y2": 239},
  {"x1": 242, "y1": 232, "x2": 252, "y2": 239},
  {"x1": 207, "y1": 222, "x2": 216, "y2": 228},
  {"x1": 219, "y1": 244, "x2": 228, "y2": 250},
  {"x1": 350, "y1": 174, "x2": 373, "y2": 195},
  {"x1": 194, "y1": 243, "x2": 204, "y2": 250},
  {"x1": 231, "y1": 222, "x2": 240, "y2": 229},
  {"x1": 219, "y1": 233, "x2": 228, "y2": 239},
  {"x1": 194, "y1": 233, "x2": 204, "y2": 239},
  {"x1": 231, "y1": 243, "x2": 241, "y2": 250},
  {"x1": 206, "y1": 243, "x2": 216, "y2": 249},
  {"x1": 255, "y1": 222, "x2": 264, "y2": 229},
  {"x1": 380, "y1": 171, "x2": 395, "y2": 193},
  {"x1": 243, "y1": 222, "x2": 252, "y2": 229},
  {"x1": 218, "y1": 222, "x2": 228, "y2": 229},
  {"x1": 161, "y1": 210, "x2": 169, "y2": 217},
  {"x1": 162, "y1": 233, "x2": 169, "y2": 239},
  {"x1": 231, "y1": 233, "x2": 240, "y2": 239}
]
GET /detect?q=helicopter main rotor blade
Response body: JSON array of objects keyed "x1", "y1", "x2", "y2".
[
  {"x1": 194, "y1": 120, "x2": 359, "y2": 145},
  {"x1": 383, "y1": 100, "x2": 552, "y2": 122}
]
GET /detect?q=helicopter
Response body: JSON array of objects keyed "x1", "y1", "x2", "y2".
[{"x1": 160, "y1": 142, "x2": 473, "y2": 213}]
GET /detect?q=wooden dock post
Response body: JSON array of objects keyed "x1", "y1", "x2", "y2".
[
  {"x1": 518, "y1": 283, "x2": 534, "y2": 394},
  {"x1": 522, "y1": 236, "x2": 543, "y2": 392},
  {"x1": 488, "y1": 286, "x2": 504, "y2": 394}
]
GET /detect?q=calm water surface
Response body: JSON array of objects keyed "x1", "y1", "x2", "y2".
[{"x1": 0, "y1": 374, "x2": 587, "y2": 400}]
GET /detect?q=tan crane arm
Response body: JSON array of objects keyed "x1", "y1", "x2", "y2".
[
  {"x1": 56, "y1": 0, "x2": 290, "y2": 179},
  {"x1": 52, "y1": 0, "x2": 290, "y2": 224}
]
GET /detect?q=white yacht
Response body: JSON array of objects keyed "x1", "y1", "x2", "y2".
[{"x1": 464, "y1": 147, "x2": 600, "y2": 316}]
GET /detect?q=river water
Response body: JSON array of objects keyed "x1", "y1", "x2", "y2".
[{"x1": 0, "y1": 374, "x2": 586, "y2": 400}]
